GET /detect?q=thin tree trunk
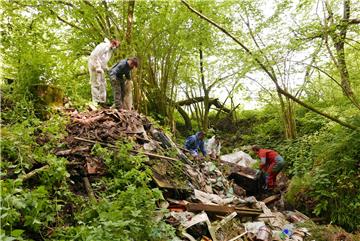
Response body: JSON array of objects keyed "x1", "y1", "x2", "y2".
[
  {"x1": 199, "y1": 47, "x2": 209, "y2": 131},
  {"x1": 126, "y1": 0, "x2": 135, "y2": 46},
  {"x1": 278, "y1": 91, "x2": 297, "y2": 139},
  {"x1": 181, "y1": 0, "x2": 358, "y2": 130}
]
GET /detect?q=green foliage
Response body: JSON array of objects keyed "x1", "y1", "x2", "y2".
[
  {"x1": 0, "y1": 178, "x2": 67, "y2": 238},
  {"x1": 278, "y1": 135, "x2": 315, "y2": 177},
  {"x1": 298, "y1": 221, "x2": 360, "y2": 241},
  {"x1": 296, "y1": 111, "x2": 328, "y2": 135},
  {"x1": 53, "y1": 143, "x2": 175, "y2": 240},
  {"x1": 285, "y1": 174, "x2": 313, "y2": 212},
  {"x1": 1, "y1": 115, "x2": 68, "y2": 175},
  {"x1": 284, "y1": 124, "x2": 360, "y2": 231},
  {"x1": 53, "y1": 186, "x2": 175, "y2": 241},
  {"x1": 0, "y1": 114, "x2": 75, "y2": 239}
]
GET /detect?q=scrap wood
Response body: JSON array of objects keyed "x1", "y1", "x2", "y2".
[
  {"x1": 227, "y1": 231, "x2": 247, "y2": 241},
  {"x1": 258, "y1": 202, "x2": 287, "y2": 228},
  {"x1": 187, "y1": 203, "x2": 234, "y2": 215},
  {"x1": 212, "y1": 212, "x2": 237, "y2": 232},
  {"x1": 55, "y1": 146, "x2": 90, "y2": 156},
  {"x1": 72, "y1": 114, "x2": 104, "y2": 125},
  {"x1": 235, "y1": 207, "x2": 262, "y2": 213},
  {"x1": 235, "y1": 171, "x2": 257, "y2": 180},
  {"x1": 186, "y1": 203, "x2": 262, "y2": 216},
  {"x1": 294, "y1": 210, "x2": 310, "y2": 220},
  {"x1": 261, "y1": 194, "x2": 280, "y2": 204}
]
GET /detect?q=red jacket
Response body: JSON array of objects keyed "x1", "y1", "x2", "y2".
[{"x1": 256, "y1": 148, "x2": 279, "y2": 170}]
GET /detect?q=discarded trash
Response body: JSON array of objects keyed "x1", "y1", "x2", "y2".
[
  {"x1": 220, "y1": 151, "x2": 256, "y2": 167},
  {"x1": 180, "y1": 212, "x2": 217, "y2": 241},
  {"x1": 256, "y1": 225, "x2": 272, "y2": 241},
  {"x1": 194, "y1": 189, "x2": 235, "y2": 205},
  {"x1": 228, "y1": 166, "x2": 264, "y2": 195},
  {"x1": 244, "y1": 221, "x2": 266, "y2": 234},
  {"x1": 280, "y1": 224, "x2": 294, "y2": 239},
  {"x1": 56, "y1": 108, "x2": 315, "y2": 241}
]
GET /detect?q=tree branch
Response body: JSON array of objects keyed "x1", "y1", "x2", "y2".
[
  {"x1": 176, "y1": 97, "x2": 230, "y2": 113},
  {"x1": 49, "y1": 9, "x2": 83, "y2": 30},
  {"x1": 347, "y1": 18, "x2": 360, "y2": 24},
  {"x1": 181, "y1": 0, "x2": 359, "y2": 130}
]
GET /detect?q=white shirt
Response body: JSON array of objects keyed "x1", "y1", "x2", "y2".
[{"x1": 89, "y1": 38, "x2": 113, "y2": 69}]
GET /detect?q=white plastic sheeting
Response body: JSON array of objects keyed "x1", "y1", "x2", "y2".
[
  {"x1": 205, "y1": 136, "x2": 221, "y2": 157},
  {"x1": 220, "y1": 151, "x2": 256, "y2": 168}
]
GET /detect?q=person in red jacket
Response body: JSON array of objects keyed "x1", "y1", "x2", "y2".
[{"x1": 252, "y1": 145, "x2": 285, "y2": 190}]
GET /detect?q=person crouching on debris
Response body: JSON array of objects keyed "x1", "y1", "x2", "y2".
[
  {"x1": 205, "y1": 135, "x2": 221, "y2": 159},
  {"x1": 109, "y1": 57, "x2": 138, "y2": 110},
  {"x1": 184, "y1": 131, "x2": 207, "y2": 160},
  {"x1": 252, "y1": 145, "x2": 285, "y2": 190},
  {"x1": 88, "y1": 38, "x2": 120, "y2": 105}
]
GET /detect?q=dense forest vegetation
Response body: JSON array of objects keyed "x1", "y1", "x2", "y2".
[{"x1": 1, "y1": 0, "x2": 359, "y2": 240}]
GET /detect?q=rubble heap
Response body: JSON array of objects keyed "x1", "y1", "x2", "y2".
[{"x1": 56, "y1": 108, "x2": 311, "y2": 241}]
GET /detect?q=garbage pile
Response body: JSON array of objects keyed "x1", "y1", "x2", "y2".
[{"x1": 56, "y1": 108, "x2": 311, "y2": 241}]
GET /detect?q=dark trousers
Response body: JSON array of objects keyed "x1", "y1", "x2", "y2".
[{"x1": 110, "y1": 75, "x2": 125, "y2": 109}]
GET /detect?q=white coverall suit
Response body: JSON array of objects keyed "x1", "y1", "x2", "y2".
[{"x1": 88, "y1": 39, "x2": 113, "y2": 103}]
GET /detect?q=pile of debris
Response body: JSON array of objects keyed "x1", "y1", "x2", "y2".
[{"x1": 56, "y1": 108, "x2": 311, "y2": 241}]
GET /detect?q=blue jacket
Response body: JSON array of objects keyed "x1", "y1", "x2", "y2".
[
  {"x1": 109, "y1": 59, "x2": 131, "y2": 80},
  {"x1": 184, "y1": 132, "x2": 207, "y2": 156}
]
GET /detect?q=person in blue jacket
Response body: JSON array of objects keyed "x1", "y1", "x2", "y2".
[{"x1": 184, "y1": 131, "x2": 207, "y2": 159}]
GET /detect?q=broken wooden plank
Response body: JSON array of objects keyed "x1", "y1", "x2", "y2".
[
  {"x1": 186, "y1": 203, "x2": 262, "y2": 216},
  {"x1": 132, "y1": 150, "x2": 180, "y2": 162},
  {"x1": 261, "y1": 194, "x2": 280, "y2": 204},
  {"x1": 294, "y1": 209, "x2": 310, "y2": 220},
  {"x1": 235, "y1": 207, "x2": 262, "y2": 213},
  {"x1": 236, "y1": 171, "x2": 257, "y2": 180},
  {"x1": 187, "y1": 203, "x2": 234, "y2": 214}
]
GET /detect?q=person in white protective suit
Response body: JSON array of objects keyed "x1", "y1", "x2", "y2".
[
  {"x1": 205, "y1": 135, "x2": 221, "y2": 159},
  {"x1": 88, "y1": 38, "x2": 120, "y2": 104}
]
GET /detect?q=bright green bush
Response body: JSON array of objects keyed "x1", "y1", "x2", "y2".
[
  {"x1": 284, "y1": 124, "x2": 360, "y2": 231},
  {"x1": 54, "y1": 186, "x2": 175, "y2": 241},
  {"x1": 52, "y1": 142, "x2": 175, "y2": 240}
]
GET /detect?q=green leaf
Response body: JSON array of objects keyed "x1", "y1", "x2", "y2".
[{"x1": 10, "y1": 229, "x2": 24, "y2": 237}]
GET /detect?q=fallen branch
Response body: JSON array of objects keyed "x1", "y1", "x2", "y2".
[
  {"x1": 19, "y1": 165, "x2": 49, "y2": 181},
  {"x1": 83, "y1": 176, "x2": 96, "y2": 203},
  {"x1": 261, "y1": 194, "x2": 280, "y2": 204}
]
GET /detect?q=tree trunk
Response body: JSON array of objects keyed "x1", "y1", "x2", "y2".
[
  {"x1": 126, "y1": 0, "x2": 135, "y2": 47},
  {"x1": 175, "y1": 104, "x2": 192, "y2": 130},
  {"x1": 181, "y1": 0, "x2": 358, "y2": 130},
  {"x1": 328, "y1": 0, "x2": 360, "y2": 110},
  {"x1": 199, "y1": 47, "x2": 209, "y2": 132},
  {"x1": 278, "y1": 91, "x2": 296, "y2": 139}
]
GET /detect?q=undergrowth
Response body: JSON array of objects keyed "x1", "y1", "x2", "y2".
[
  {"x1": 0, "y1": 114, "x2": 175, "y2": 240},
  {"x1": 282, "y1": 124, "x2": 360, "y2": 232}
]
